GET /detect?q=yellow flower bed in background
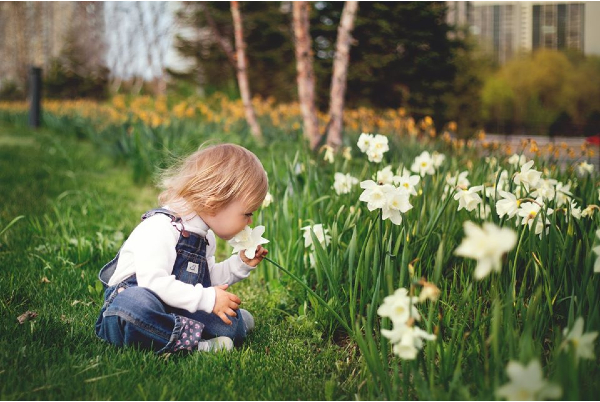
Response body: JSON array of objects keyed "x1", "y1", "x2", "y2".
[{"x1": 0, "y1": 95, "x2": 595, "y2": 160}]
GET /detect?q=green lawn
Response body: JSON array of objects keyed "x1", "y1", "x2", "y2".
[{"x1": 0, "y1": 122, "x2": 360, "y2": 400}]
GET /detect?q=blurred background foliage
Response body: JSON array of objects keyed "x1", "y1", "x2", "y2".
[{"x1": 1, "y1": 1, "x2": 599, "y2": 138}]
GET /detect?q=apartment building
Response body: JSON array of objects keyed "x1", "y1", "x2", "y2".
[{"x1": 446, "y1": 1, "x2": 600, "y2": 64}]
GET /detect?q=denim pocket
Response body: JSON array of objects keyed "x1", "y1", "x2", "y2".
[{"x1": 173, "y1": 249, "x2": 208, "y2": 285}]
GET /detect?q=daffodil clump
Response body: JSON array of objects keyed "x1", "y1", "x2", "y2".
[{"x1": 378, "y1": 287, "x2": 437, "y2": 360}]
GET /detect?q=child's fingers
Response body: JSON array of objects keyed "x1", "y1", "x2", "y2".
[
  {"x1": 228, "y1": 293, "x2": 242, "y2": 305},
  {"x1": 218, "y1": 312, "x2": 232, "y2": 325}
]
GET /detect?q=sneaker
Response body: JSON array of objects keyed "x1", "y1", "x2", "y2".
[
  {"x1": 240, "y1": 309, "x2": 255, "y2": 332},
  {"x1": 197, "y1": 336, "x2": 234, "y2": 352}
]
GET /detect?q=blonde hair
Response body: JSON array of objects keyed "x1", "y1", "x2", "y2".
[{"x1": 158, "y1": 143, "x2": 268, "y2": 216}]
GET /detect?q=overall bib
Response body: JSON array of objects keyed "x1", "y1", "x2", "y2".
[{"x1": 95, "y1": 208, "x2": 246, "y2": 353}]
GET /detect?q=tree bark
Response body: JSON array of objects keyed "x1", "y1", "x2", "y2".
[
  {"x1": 326, "y1": 1, "x2": 358, "y2": 149},
  {"x1": 230, "y1": 1, "x2": 263, "y2": 141},
  {"x1": 292, "y1": 1, "x2": 320, "y2": 150}
]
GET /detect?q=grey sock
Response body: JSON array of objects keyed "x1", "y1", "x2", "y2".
[{"x1": 240, "y1": 309, "x2": 255, "y2": 332}]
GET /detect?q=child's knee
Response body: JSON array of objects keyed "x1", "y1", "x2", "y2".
[
  {"x1": 97, "y1": 286, "x2": 174, "y2": 349},
  {"x1": 208, "y1": 313, "x2": 247, "y2": 345},
  {"x1": 112, "y1": 286, "x2": 165, "y2": 313}
]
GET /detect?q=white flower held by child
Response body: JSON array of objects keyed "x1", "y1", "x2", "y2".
[{"x1": 229, "y1": 225, "x2": 269, "y2": 260}]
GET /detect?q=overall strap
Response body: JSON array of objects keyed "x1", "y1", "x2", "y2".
[{"x1": 142, "y1": 208, "x2": 191, "y2": 238}]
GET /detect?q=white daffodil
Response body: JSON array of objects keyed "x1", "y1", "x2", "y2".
[
  {"x1": 357, "y1": 133, "x2": 374, "y2": 153},
  {"x1": 367, "y1": 149, "x2": 384, "y2": 163},
  {"x1": 382, "y1": 186, "x2": 412, "y2": 225},
  {"x1": 360, "y1": 180, "x2": 412, "y2": 225},
  {"x1": 576, "y1": 161, "x2": 594, "y2": 177},
  {"x1": 387, "y1": 324, "x2": 437, "y2": 360},
  {"x1": 333, "y1": 172, "x2": 359, "y2": 195},
  {"x1": 517, "y1": 198, "x2": 553, "y2": 232},
  {"x1": 582, "y1": 205, "x2": 596, "y2": 218},
  {"x1": 371, "y1": 134, "x2": 389, "y2": 153},
  {"x1": 377, "y1": 287, "x2": 420, "y2": 325},
  {"x1": 359, "y1": 134, "x2": 389, "y2": 163},
  {"x1": 446, "y1": 171, "x2": 470, "y2": 189},
  {"x1": 531, "y1": 178, "x2": 557, "y2": 200},
  {"x1": 342, "y1": 146, "x2": 352, "y2": 161},
  {"x1": 301, "y1": 224, "x2": 331, "y2": 249},
  {"x1": 598, "y1": 188, "x2": 600, "y2": 202},
  {"x1": 394, "y1": 169, "x2": 420, "y2": 196},
  {"x1": 322, "y1": 145, "x2": 335, "y2": 164},
  {"x1": 432, "y1": 151, "x2": 446, "y2": 168},
  {"x1": 562, "y1": 317, "x2": 598, "y2": 361},
  {"x1": 494, "y1": 169, "x2": 510, "y2": 191},
  {"x1": 359, "y1": 180, "x2": 389, "y2": 211},
  {"x1": 533, "y1": 216, "x2": 552, "y2": 237},
  {"x1": 262, "y1": 192, "x2": 273, "y2": 208},
  {"x1": 228, "y1": 225, "x2": 269, "y2": 260},
  {"x1": 485, "y1": 186, "x2": 497, "y2": 200},
  {"x1": 555, "y1": 181, "x2": 573, "y2": 207},
  {"x1": 485, "y1": 156, "x2": 498, "y2": 168},
  {"x1": 508, "y1": 153, "x2": 528, "y2": 168},
  {"x1": 569, "y1": 200, "x2": 582, "y2": 221},
  {"x1": 496, "y1": 360, "x2": 562, "y2": 401},
  {"x1": 418, "y1": 282, "x2": 441, "y2": 302},
  {"x1": 454, "y1": 221, "x2": 517, "y2": 280},
  {"x1": 514, "y1": 160, "x2": 542, "y2": 191},
  {"x1": 496, "y1": 191, "x2": 520, "y2": 219},
  {"x1": 479, "y1": 204, "x2": 492, "y2": 219},
  {"x1": 411, "y1": 151, "x2": 436, "y2": 177},
  {"x1": 453, "y1": 185, "x2": 484, "y2": 212},
  {"x1": 376, "y1": 165, "x2": 396, "y2": 185},
  {"x1": 594, "y1": 229, "x2": 600, "y2": 273}
]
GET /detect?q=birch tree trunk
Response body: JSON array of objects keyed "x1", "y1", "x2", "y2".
[
  {"x1": 326, "y1": 1, "x2": 358, "y2": 149},
  {"x1": 230, "y1": 1, "x2": 263, "y2": 141},
  {"x1": 292, "y1": 1, "x2": 320, "y2": 150},
  {"x1": 201, "y1": 2, "x2": 236, "y2": 67}
]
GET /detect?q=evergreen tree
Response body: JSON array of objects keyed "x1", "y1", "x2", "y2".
[{"x1": 173, "y1": 1, "x2": 462, "y2": 126}]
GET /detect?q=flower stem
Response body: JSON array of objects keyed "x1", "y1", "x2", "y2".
[
  {"x1": 511, "y1": 225, "x2": 527, "y2": 300},
  {"x1": 264, "y1": 256, "x2": 354, "y2": 336}
]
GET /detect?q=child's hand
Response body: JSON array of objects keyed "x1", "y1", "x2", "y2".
[
  {"x1": 240, "y1": 245, "x2": 268, "y2": 267},
  {"x1": 213, "y1": 284, "x2": 241, "y2": 325}
]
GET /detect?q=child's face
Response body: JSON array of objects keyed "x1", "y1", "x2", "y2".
[{"x1": 200, "y1": 200, "x2": 254, "y2": 240}]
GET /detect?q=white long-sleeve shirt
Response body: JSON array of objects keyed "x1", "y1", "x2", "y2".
[{"x1": 107, "y1": 206, "x2": 255, "y2": 314}]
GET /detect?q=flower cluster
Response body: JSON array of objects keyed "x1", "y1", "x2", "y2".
[
  {"x1": 445, "y1": 157, "x2": 593, "y2": 235},
  {"x1": 410, "y1": 151, "x2": 444, "y2": 177},
  {"x1": 377, "y1": 288, "x2": 436, "y2": 360},
  {"x1": 359, "y1": 179, "x2": 413, "y2": 225},
  {"x1": 301, "y1": 224, "x2": 331, "y2": 268},
  {"x1": 357, "y1": 133, "x2": 389, "y2": 163},
  {"x1": 301, "y1": 224, "x2": 331, "y2": 249},
  {"x1": 333, "y1": 172, "x2": 359, "y2": 195}
]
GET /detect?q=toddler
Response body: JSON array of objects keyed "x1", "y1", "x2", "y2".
[{"x1": 95, "y1": 143, "x2": 268, "y2": 353}]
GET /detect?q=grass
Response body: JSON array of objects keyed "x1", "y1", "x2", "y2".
[
  {"x1": 1, "y1": 100, "x2": 599, "y2": 400},
  {"x1": 0, "y1": 121, "x2": 360, "y2": 400}
]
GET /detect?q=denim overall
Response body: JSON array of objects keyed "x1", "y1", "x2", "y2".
[{"x1": 95, "y1": 208, "x2": 246, "y2": 353}]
